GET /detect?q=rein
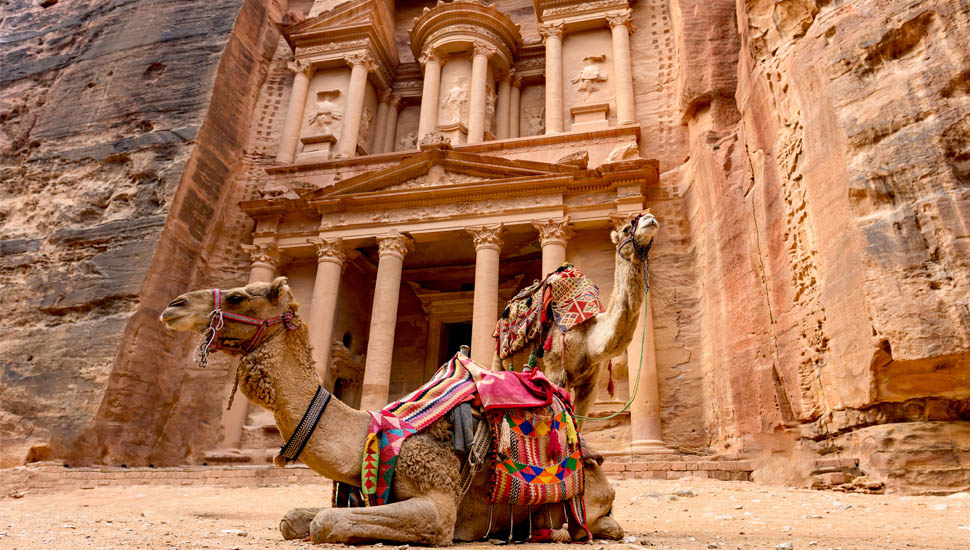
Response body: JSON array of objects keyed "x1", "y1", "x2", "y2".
[{"x1": 194, "y1": 288, "x2": 301, "y2": 369}]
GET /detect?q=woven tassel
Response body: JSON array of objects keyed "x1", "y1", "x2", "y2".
[
  {"x1": 527, "y1": 350, "x2": 537, "y2": 368},
  {"x1": 564, "y1": 412, "x2": 578, "y2": 445},
  {"x1": 550, "y1": 523, "x2": 571, "y2": 543},
  {"x1": 272, "y1": 453, "x2": 288, "y2": 468},
  {"x1": 607, "y1": 360, "x2": 615, "y2": 398},
  {"x1": 500, "y1": 416, "x2": 511, "y2": 455},
  {"x1": 547, "y1": 427, "x2": 561, "y2": 460},
  {"x1": 544, "y1": 332, "x2": 554, "y2": 351}
]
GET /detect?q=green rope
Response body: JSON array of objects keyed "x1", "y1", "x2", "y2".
[{"x1": 573, "y1": 288, "x2": 648, "y2": 422}]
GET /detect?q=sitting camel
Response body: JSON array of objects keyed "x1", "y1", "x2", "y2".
[
  {"x1": 160, "y1": 278, "x2": 623, "y2": 545},
  {"x1": 493, "y1": 212, "x2": 659, "y2": 428}
]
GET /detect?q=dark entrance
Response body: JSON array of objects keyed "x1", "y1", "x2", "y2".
[{"x1": 438, "y1": 321, "x2": 472, "y2": 366}]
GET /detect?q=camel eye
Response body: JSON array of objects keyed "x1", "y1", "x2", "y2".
[
  {"x1": 226, "y1": 293, "x2": 245, "y2": 305},
  {"x1": 623, "y1": 226, "x2": 631, "y2": 234}
]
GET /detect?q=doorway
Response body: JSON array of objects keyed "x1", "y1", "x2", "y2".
[{"x1": 437, "y1": 321, "x2": 472, "y2": 366}]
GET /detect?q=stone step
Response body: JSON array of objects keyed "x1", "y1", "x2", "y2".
[
  {"x1": 240, "y1": 423, "x2": 282, "y2": 450},
  {"x1": 203, "y1": 448, "x2": 277, "y2": 465}
]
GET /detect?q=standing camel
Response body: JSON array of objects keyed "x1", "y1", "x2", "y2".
[
  {"x1": 160, "y1": 278, "x2": 623, "y2": 545},
  {"x1": 495, "y1": 213, "x2": 659, "y2": 427}
]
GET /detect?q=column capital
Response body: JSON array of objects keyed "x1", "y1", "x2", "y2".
[
  {"x1": 242, "y1": 242, "x2": 281, "y2": 270},
  {"x1": 472, "y1": 40, "x2": 499, "y2": 59},
  {"x1": 344, "y1": 51, "x2": 378, "y2": 72},
  {"x1": 466, "y1": 223, "x2": 504, "y2": 252},
  {"x1": 377, "y1": 89, "x2": 393, "y2": 103},
  {"x1": 606, "y1": 10, "x2": 635, "y2": 33},
  {"x1": 311, "y1": 238, "x2": 348, "y2": 265},
  {"x1": 286, "y1": 59, "x2": 314, "y2": 77},
  {"x1": 533, "y1": 217, "x2": 574, "y2": 247},
  {"x1": 376, "y1": 232, "x2": 414, "y2": 260},
  {"x1": 538, "y1": 21, "x2": 565, "y2": 41},
  {"x1": 419, "y1": 46, "x2": 445, "y2": 66},
  {"x1": 389, "y1": 94, "x2": 403, "y2": 109}
]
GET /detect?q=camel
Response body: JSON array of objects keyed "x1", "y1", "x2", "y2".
[
  {"x1": 160, "y1": 277, "x2": 623, "y2": 545},
  {"x1": 493, "y1": 212, "x2": 659, "y2": 428}
]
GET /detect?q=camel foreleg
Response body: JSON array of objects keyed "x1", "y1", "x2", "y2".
[
  {"x1": 309, "y1": 492, "x2": 457, "y2": 546},
  {"x1": 280, "y1": 507, "x2": 323, "y2": 540}
]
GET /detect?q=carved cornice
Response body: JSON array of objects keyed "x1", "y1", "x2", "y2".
[
  {"x1": 376, "y1": 233, "x2": 414, "y2": 260},
  {"x1": 465, "y1": 224, "x2": 504, "y2": 252},
  {"x1": 344, "y1": 51, "x2": 378, "y2": 72},
  {"x1": 538, "y1": 21, "x2": 565, "y2": 41},
  {"x1": 286, "y1": 59, "x2": 314, "y2": 77},
  {"x1": 242, "y1": 242, "x2": 281, "y2": 270},
  {"x1": 533, "y1": 217, "x2": 574, "y2": 246},
  {"x1": 310, "y1": 237, "x2": 348, "y2": 265}
]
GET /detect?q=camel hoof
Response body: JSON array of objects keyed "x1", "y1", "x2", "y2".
[
  {"x1": 280, "y1": 507, "x2": 321, "y2": 540},
  {"x1": 309, "y1": 510, "x2": 340, "y2": 544},
  {"x1": 590, "y1": 515, "x2": 623, "y2": 540}
]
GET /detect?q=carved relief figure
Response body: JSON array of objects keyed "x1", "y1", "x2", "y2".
[
  {"x1": 571, "y1": 54, "x2": 609, "y2": 102},
  {"x1": 358, "y1": 107, "x2": 373, "y2": 149},
  {"x1": 484, "y1": 84, "x2": 496, "y2": 133},
  {"x1": 441, "y1": 77, "x2": 469, "y2": 124},
  {"x1": 525, "y1": 106, "x2": 545, "y2": 136},
  {"x1": 397, "y1": 132, "x2": 417, "y2": 150},
  {"x1": 306, "y1": 90, "x2": 342, "y2": 135}
]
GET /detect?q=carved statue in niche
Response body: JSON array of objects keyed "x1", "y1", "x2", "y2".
[
  {"x1": 398, "y1": 132, "x2": 417, "y2": 150},
  {"x1": 524, "y1": 106, "x2": 545, "y2": 135},
  {"x1": 485, "y1": 84, "x2": 496, "y2": 133},
  {"x1": 571, "y1": 54, "x2": 609, "y2": 102},
  {"x1": 441, "y1": 77, "x2": 469, "y2": 124},
  {"x1": 358, "y1": 107, "x2": 373, "y2": 148},
  {"x1": 306, "y1": 90, "x2": 342, "y2": 135}
]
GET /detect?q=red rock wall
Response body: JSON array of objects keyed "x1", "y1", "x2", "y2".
[{"x1": 0, "y1": 0, "x2": 286, "y2": 467}]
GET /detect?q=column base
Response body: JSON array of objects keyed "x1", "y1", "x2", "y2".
[{"x1": 631, "y1": 439, "x2": 675, "y2": 455}]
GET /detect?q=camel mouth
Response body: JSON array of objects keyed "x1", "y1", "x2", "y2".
[{"x1": 159, "y1": 308, "x2": 201, "y2": 331}]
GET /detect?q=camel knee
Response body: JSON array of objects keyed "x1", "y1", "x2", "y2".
[
  {"x1": 591, "y1": 515, "x2": 623, "y2": 540},
  {"x1": 280, "y1": 507, "x2": 321, "y2": 540}
]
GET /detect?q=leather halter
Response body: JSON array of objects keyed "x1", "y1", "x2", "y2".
[
  {"x1": 617, "y1": 214, "x2": 654, "y2": 291},
  {"x1": 194, "y1": 288, "x2": 301, "y2": 368}
]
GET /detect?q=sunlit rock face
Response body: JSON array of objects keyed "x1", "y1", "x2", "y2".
[{"x1": 2, "y1": 0, "x2": 968, "y2": 492}]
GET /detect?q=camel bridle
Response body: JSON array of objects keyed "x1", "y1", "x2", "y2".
[
  {"x1": 617, "y1": 213, "x2": 654, "y2": 290},
  {"x1": 194, "y1": 288, "x2": 301, "y2": 368}
]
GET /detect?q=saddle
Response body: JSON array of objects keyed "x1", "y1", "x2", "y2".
[
  {"x1": 493, "y1": 263, "x2": 602, "y2": 365},
  {"x1": 335, "y1": 353, "x2": 591, "y2": 541}
]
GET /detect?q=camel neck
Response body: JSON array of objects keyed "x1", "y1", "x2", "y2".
[
  {"x1": 241, "y1": 327, "x2": 370, "y2": 485},
  {"x1": 607, "y1": 253, "x2": 646, "y2": 327}
]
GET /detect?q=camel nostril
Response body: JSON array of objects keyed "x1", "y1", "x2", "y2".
[{"x1": 167, "y1": 297, "x2": 187, "y2": 308}]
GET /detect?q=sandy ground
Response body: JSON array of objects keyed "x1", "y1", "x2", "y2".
[{"x1": 1, "y1": 477, "x2": 968, "y2": 550}]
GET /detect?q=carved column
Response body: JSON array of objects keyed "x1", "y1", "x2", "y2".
[
  {"x1": 533, "y1": 217, "x2": 573, "y2": 276},
  {"x1": 417, "y1": 48, "x2": 444, "y2": 141},
  {"x1": 495, "y1": 71, "x2": 512, "y2": 139},
  {"x1": 309, "y1": 238, "x2": 347, "y2": 388},
  {"x1": 628, "y1": 294, "x2": 673, "y2": 454},
  {"x1": 359, "y1": 233, "x2": 413, "y2": 411},
  {"x1": 372, "y1": 91, "x2": 391, "y2": 154},
  {"x1": 540, "y1": 22, "x2": 564, "y2": 134},
  {"x1": 466, "y1": 224, "x2": 503, "y2": 364},
  {"x1": 509, "y1": 74, "x2": 521, "y2": 138},
  {"x1": 382, "y1": 95, "x2": 401, "y2": 153},
  {"x1": 222, "y1": 242, "x2": 280, "y2": 448},
  {"x1": 337, "y1": 52, "x2": 377, "y2": 158},
  {"x1": 277, "y1": 60, "x2": 313, "y2": 164},
  {"x1": 467, "y1": 42, "x2": 495, "y2": 144},
  {"x1": 607, "y1": 11, "x2": 637, "y2": 126}
]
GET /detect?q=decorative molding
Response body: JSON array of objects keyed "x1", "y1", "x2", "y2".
[
  {"x1": 538, "y1": 21, "x2": 565, "y2": 41},
  {"x1": 298, "y1": 39, "x2": 368, "y2": 57},
  {"x1": 344, "y1": 51, "x2": 378, "y2": 72},
  {"x1": 310, "y1": 238, "x2": 348, "y2": 265},
  {"x1": 533, "y1": 217, "x2": 574, "y2": 246},
  {"x1": 286, "y1": 59, "x2": 314, "y2": 77},
  {"x1": 605, "y1": 10, "x2": 635, "y2": 32},
  {"x1": 242, "y1": 242, "x2": 281, "y2": 270},
  {"x1": 465, "y1": 223, "x2": 504, "y2": 251},
  {"x1": 376, "y1": 233, "x2": 414, "y2": 260}
]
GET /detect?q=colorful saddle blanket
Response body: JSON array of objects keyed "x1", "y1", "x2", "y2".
[
  {"x1": 493, "y1": 264, "x2": 603, "y2": 360},
  {"x1": 360, "y1": 354, "x2": 574, "y2": 506}
]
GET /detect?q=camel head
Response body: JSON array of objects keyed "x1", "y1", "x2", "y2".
[
  {"x1": 611, "y1": 211, "x2": 659, "y2": 261},
  {"x1": 159, "y1": 277, "x2": 300, "y2": 363}
]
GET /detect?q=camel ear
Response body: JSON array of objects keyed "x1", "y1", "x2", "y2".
[
  {"x1": 610, "y1": 229, "x2": 620, "y2": 245},
  {"x1": 268, "y1": 276, "x2": 289, "y2": 303}
]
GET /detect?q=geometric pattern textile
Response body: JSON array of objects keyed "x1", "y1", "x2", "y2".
[{"x1": 493, "y1": 264, "x2": 602, "y2": 360}]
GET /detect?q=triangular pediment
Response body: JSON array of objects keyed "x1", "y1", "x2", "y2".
[
  {"x1": 286, "y1": 0, "x2": 378, "y2": 36},
  {"x1": 301, "y1": 147, "x2": 582, "y2": 202}
]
